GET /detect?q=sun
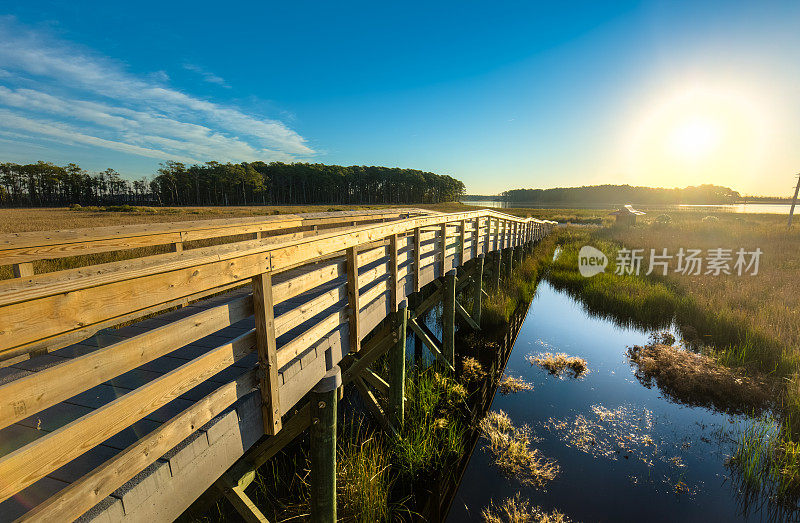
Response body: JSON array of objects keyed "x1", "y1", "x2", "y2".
[
  {"x1": 668, "y1": 116, "x2": 722, "y2": 162},
  {"x1": 624, "y1": 85, "x2": 768, "y2": 188}
]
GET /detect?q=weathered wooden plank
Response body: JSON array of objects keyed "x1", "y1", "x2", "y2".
[
  {"x1": 0, "y1": 254, "x2": 269, "y2": 354},
  {"x1": 0, "y1": 330, "x2": 256, "y2": 503},
  {"x1": 252, "y1": 273, "x2": 281, "y2": 435},
  {"x1": 0, "y1": 294, "x2": 252, "y2": 431},
  {"x1": 272, "y1": 259, "x2": 344, "y2": 306},
  {"x1": 274, "y1": 283, "x2": 346, "y2": 338},
  {"x1": 276, "y1": 308, "x2": 348, "y2": 368},
  {"x1": 16, "y1": 370, "x2": 257, "y2": 523}
]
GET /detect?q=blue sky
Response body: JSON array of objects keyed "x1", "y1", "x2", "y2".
[{"x1": 0, "y1": 1, "x2": 798, "y2": 195}]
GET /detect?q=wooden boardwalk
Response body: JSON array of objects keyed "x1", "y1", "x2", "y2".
[{"x1": 0, "y1": 208, "x2": 555, "y2": 522}]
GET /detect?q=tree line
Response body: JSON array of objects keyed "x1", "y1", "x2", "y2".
[
  {"x1": 0, "y1": 160, "x2": 466, "y2": 207},
  {"x1": 501, "y1": 184, "x2": 742, "y2": 205}
]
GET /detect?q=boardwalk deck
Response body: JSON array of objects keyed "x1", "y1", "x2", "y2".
[{"x1": 0, "y1": 209, "x2": 555, "y2": 522}]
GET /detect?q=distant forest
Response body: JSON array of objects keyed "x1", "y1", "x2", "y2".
[
  {"x1": 0, "y1": 161, "x2": 466, "y2": 207},
  {"x1": 501, "y1": 184, "x2": 742, "y2": 205}
]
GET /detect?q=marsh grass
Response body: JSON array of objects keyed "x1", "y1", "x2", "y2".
[
  {"x1": 482, "y1": 235, "x2": 559, "y2": 326},
  {"x1": 728, "y1": 415, "x2": 800, "y2": 514},
  {"x1": 528, "y1": 353, "x2": 588, "y2": 378},
  {"x1": 482, "y1": 493, "x2": 573, "y2": 523},
  {"x1": 479, "y1": 411, "x2": 559, "y2": 486},
  {"x1": 395, "y1": 369, "x2": 468, "y2": 479},
  {"x1": 462, "y1": 356, "x2": 487, "y2": 383},
  {"x1": 627, "y1": 342, "x2": 774, "y2": 415},
  {"x1": 499, "y1": 375, "x2": 534, "y2": 394}
]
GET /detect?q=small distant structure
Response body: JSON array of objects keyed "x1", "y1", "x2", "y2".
[{"x1": 609, "y1": 204, "x2": 646, "y2": 226}]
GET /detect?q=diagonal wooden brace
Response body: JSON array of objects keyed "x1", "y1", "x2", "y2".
[
  {"x1": 407, "y1": 318, "x2": 455, "y2": 372},
  {"x1": 455, "y1": 301, "x2": 481, "y2": 331}
]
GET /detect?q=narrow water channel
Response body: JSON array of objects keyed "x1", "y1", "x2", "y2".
[{"x1": 447, "y1": 281, "x2": 767, "y2": 522}]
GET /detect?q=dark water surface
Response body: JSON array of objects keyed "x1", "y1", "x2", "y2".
[{"x1": 447, "y1": 281, "x2": 761, "y2": 522}]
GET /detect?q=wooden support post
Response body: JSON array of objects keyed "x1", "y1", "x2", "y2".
[
  {"x1": 389, "y1": 300, "x2": 407, "y2": 428},
  {"x1": 414, "y1": 227, "x2": 422, "y2": 293},
  {"x1": 494, "y1": 250, "x2": 502, "y2": 291},
  {"x1": 390, "y1": 234, "x2": 400, "y2": 313},
  {"x1": 506, "y1": 248, "x2": 514, "y2": 279},
  {"x1": 440, "y1": 222, "x2": 448, "y2": 276},
  {"x1": 459, "y1": 219, "x2": 466, "y2": 265},
  {"x1": 346, "y1": 246, "x2": 361, "y2": 353},
  {"x1": 443, "y1": 269, "x2": 456, "y2": 365},
  {"x1": 252, "y1": 272, "x2": 282, "y2": 435},
  {"x1": 310, "y1": 366, "x2": 341, "y2": 523},
  {"x1": 473, "y1": 254, "x2": 484, "y2": 326},
  {"x1": 12, "y1": 262, "x2": 34, "y2": 278}
]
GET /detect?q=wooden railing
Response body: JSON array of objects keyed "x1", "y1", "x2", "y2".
[{"x1": 0, "y1": 209, "x2": 555, "y2": 522}]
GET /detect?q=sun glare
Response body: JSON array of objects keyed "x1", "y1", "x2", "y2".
[
  {"x1": 668, "y1": 116, "x2": 722, "y2": 161},
  {"x1": 624, "y1": 85, "x2": 769, "y2": 188}
]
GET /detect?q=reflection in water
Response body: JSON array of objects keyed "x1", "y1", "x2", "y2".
[{"x1": 447, "y1": 281, "x2": 795, "y2": 522}]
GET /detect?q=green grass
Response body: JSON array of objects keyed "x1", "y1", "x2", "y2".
[
  {"x1": 395, "y1": 369, "x2": 468, "y2": 480},
  {"x1": 482, "y1": 234, "x2": 559, "y2": 326}
]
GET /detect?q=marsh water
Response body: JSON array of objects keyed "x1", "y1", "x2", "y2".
[{"x1": 446, "y1": 281, "x2": 773, "y2": 522}]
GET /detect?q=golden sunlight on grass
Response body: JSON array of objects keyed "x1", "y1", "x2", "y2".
[
  {"x1": 528, "y1": 353, "x2": 588, "y2": 378},
  {"x1": 482, "y1": 493, "x2": 573, "y2": 523},
  {"x1": 499, "y1": 376, "x2": 534, "y2": 395},
  {"x1": 479, "y1": 411, "x2": 559, "y2": 486}
]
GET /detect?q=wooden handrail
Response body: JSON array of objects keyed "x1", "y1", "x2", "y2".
[{"x1": 0, "y1": 208, "x2": 556, "y2": 521}]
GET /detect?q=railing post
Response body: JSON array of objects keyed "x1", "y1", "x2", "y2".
[
  {"x1": 252, "y1": 272, "x2": 282, "y2": 435},
  {"x1": 346, "y1": 246, "x2": 361, "y2": 353},
  {"x1": 440, "y1": 222, "x2": 447, "y2": 276},
  {"x1": 459, "y1": 219, "x2": 466, "y2": 266},
  {"x1": 494, "y1": 250, "x2": 502, "y2": 291},
  {"x1": 443, "y1": 269, "x2": 456, "y2": 365},
  {"x1": 390, "y1": 234, "x2": 400, "y2": 313},
  {"x1": 12, "y1": 263, "x2": 34, "y2": 278},
  {"x1": 474, "y1": 217, "x2": 481, "y2": 258},
  {"x1": 473, "y1": 254, "x2": 484, "y2": 326},
  {"x1": 310, "y1": 366, "x2": 341, "y2": 523},
  {"x1": 414, "y1": 227, "x2": 422, "y2": 293},
  {"x1": 389, "y1": 300, "x2": 407, "y2": 428}
]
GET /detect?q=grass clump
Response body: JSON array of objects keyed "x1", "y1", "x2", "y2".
[
  {"x1": 528, "y1": 352, "x2": 588, "y2": 378},
  {"x1": 482, "y1": 493, "x2": 573, "y2": 523},
  {"x1": 395, "y1": 370, "x2": 468, "y2": 479},
  {"x1": 462, "y1": 356, "x2": 487, "y2": 383},
  {"x1": 626, "y1": 342, "x2": 773, "y2": 414},
  {"x1": 479, "y1": 411, "x2": 559, "y2": 486},
  {"x1": 499, "y1": 375, "x2": 534, "y2": 395},
  {"x1": 728, "y1": 416, "x2": 800, "y2": 515}
]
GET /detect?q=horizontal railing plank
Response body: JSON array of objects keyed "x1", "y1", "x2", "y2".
[
  {"x1": 0, "y1": 329, "x2": 256, "y2": 503},
  {"x1": 0, "y1": 294, "x2": 252, "y2": 431}
]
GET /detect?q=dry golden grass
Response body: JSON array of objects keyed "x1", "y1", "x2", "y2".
[
  {"x1": 482, "y1": 493, "x2": 572, "y2": 523},
  {"x1": 479, "y1": 411, "x2": 559, "y2": 486},
  {"x1": 528, "y1": 353, "x2": 588, "y2": 378},
  {"x1": 499, "y1": 375, "x2": 534, "y2": 394},
  {"x1": 627, "y1": 342, "x2": 774, "y2": 414},
  {"x1": 462, "y1": 356, "x2": 487, "y2": 383},
  {"x1": 602, "y1": 212, "x2": 800, "y2": 367}
]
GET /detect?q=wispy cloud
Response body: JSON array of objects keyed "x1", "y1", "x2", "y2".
[
  {"x1": 183, "y1": 63, "x2": 231, "y2": 88},
  {"x1": 0, "y1": 17, "x2": 314, "y2": 168}
]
